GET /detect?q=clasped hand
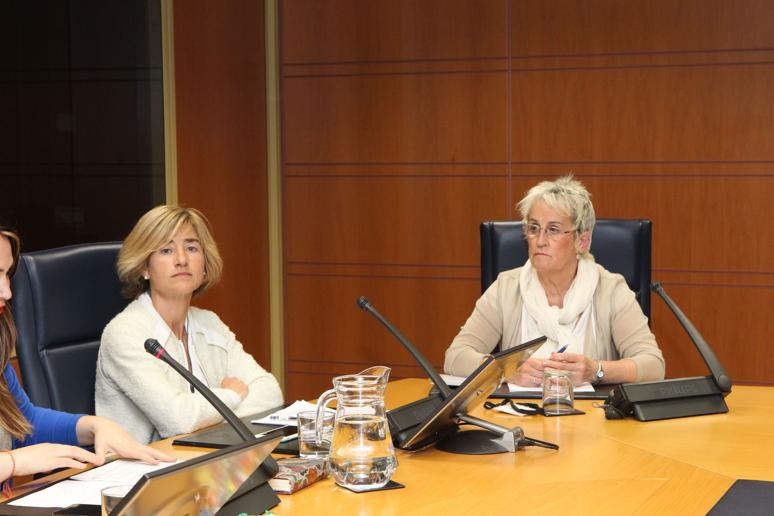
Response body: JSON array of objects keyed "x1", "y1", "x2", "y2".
[{"x1": 509, "y1": 352, "x2": 595, "y2": 387}]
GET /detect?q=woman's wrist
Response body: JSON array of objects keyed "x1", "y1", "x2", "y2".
[
  {"x1": 75, "y1": 415, "x2": 97, "y2": 445},
  {"x1": 0, "y1": 450, "x2": 15, "y2": 483},
  {"x1": 590, "y1": 360, "x2": 604, "y2": 384}
]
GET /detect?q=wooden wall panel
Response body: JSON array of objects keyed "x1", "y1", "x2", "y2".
[
  {"x1": 285, "y1": 273, "x2": 481, "y2": 398},
  {"x1": 281, "y1": 1, "x2": 774, "y2": 399},
  {"x1": 285, "y1": 176, "x2": 508, "y2": 265},
  {"x1": 174, "y1": 1, "x2": 271, "y2": 368},
  {"x1": 282, "y1": 0, "x2": 507, "y2": 63},
  {"x1": 510, "y1": 64, "x2": 774, "y2": 161},
  {"x1": 511, "y1": 0, "x2": 774, "y2": 55},
  {"x1": 283, "y1": 73, "x2": 508, "y2": 164}
]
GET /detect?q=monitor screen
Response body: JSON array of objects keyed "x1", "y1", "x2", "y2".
[
  {"x1": 113, "y1": 434, "x2": 281, "y2": 515},
  {"x1": 400, "y1": 336, "x2": 547, "y2": 450}
]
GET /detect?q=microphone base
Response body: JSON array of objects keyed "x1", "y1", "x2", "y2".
[
  {"x1": 630, "y1": 393, "x2": 729, "y2": 421},
  {"x1": 388, "y1": 394, "x2": 444, "y2": 447},
  {"x1": 435, "y1": 428, "x2": 511, "y2": 455},
  {"x1": 217, "y1": 469, "x2": 280, "y2": 515},
  {"x1": 606, "y1": 377, "x2": 730, "y2": 421}
]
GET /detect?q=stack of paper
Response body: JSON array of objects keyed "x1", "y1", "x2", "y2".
[
  {"x1": 251, "y1": 400, "x2": 332, "y2": 426},
  {"x1": 10, "y1": 459, "x2": 179, "y2": 508}
]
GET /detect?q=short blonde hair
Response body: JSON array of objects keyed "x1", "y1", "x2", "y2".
[
  {"x1": 516, "y1": 175, "x2": 596, "y2": 254},
  {"x1": 117, "y1": 205, "x2": 223, "y2": 299}
]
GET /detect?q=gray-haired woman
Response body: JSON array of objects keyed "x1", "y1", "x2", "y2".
[{"x1": 444, "y1": 176, "x2": 665, "y2": 387}]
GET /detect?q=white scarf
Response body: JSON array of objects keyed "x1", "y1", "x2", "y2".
[{"x1": 519, "y1": 257, "x2": 599, "y2": 358}]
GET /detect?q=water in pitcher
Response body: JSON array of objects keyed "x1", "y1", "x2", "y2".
[{"x1": 329, "y1": 414, "x2": 398, "y2": 490}]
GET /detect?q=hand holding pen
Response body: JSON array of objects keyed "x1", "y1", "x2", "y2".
[{"x1": 545, "y1": 345, "x2": 596, "y2": 384}]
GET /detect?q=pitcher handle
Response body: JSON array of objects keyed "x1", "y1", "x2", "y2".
[{"x1": 314, "y1": 388, "x2": 336, "y2": 445}]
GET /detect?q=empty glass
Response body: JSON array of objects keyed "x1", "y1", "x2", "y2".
[
  {"x1": 297, "y1": 410, "x2": 335, "y2": 459},
  {"x1": 542, "y1": 369, "x2": 575, "y2": 415},
  {"x1": 101, "y1": 484, "x2": 132, "y2": 516}
]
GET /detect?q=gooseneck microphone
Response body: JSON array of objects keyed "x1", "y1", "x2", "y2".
[
  {"x1": 144, "y1": 338, "x2": 281, "y2": 513},
  {"x1": 143, "y1": 338, "x2": 256, "y2": 443},
  {"x1": 651, "y1": 283, "x2": 732, "y2": 393},
  {"x1": 357, "y1": 296, "x2": 454, "y2": 447},
  {"x1": 357, "y1": 296, "x2": 452, "y2": 398},
  {"x1": 604, "y1": 284, "x2": 733, "y2": 421}
]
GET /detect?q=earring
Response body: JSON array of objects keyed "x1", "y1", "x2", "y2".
[{"x1": 143, "y1": 274, "x2": 149, "y2": 280}]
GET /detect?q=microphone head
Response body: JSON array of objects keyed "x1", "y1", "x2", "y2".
[
  {"x1": 357, "y1": 296, "x2": 372, "y2": 311},
  {"x1": 144, "y1": 338, "x2": 164, "y2": 356}
]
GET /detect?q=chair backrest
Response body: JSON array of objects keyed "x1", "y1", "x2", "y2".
[
  {"x1": 480, "y1": 220, "x2": 652, "y2": 319},
  {"x1": 11, "y1": 242, "x2": 126, "y2": 415}
]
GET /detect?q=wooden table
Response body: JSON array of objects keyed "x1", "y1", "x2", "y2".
[
  {"x1": 274, "y1": 379, "x2": 774, "y2": 515},
  {"x1": 9, "y1": 379, "x2": 774, "y2": 515}
]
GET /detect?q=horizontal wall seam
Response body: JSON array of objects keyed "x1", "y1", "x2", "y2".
[{"x1": 283, "y1": 46, "x2": 774, "y2": 68}]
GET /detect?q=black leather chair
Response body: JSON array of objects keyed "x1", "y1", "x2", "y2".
[
  {"x1": 480, "y1": 220, "x2": 652, "y2": 319},
  {"x1": 11, "y1": 242, "x2": 127, "y2": 415}
]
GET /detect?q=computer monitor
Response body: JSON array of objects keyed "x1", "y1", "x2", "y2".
[
  {"x1": 399, "y1": 336, "x2": 546, "y2": 453},
  {"x1": 112, "y1": 434, "x2": 281, "y2": 515}
]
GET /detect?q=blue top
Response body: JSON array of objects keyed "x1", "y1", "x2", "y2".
[{"x1": 3, "y1": 365, "x2": 82, "y2": 448}]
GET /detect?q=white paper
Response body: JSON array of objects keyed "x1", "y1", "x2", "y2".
[
  {"x1": 507, "y1": 382, "x2": 595, "y2": 393},
  {"x1": 9, "y1": 479, "x2": 113, "y2": 507},
  {"x1": 70, "y1": 458, "x2": 180, "y2": 483},
  {"x1": 439, "y1": 373, "x2": 595, "y2": 393},
  {"x1": 252, "y1": 400, "x2": 320, "y2": 425},
  {"x1": 439, "y1": 373, "x2": 466, "y2": 387},
  {"x1": 9, "y1": 459, "x2": 180, "y2": 508}
]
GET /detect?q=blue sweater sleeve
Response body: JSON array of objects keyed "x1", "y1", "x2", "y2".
[{"x1": 4, "y1": 365, "x2": 83, "y2": 448}]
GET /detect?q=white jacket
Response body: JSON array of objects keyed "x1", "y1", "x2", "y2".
[{"x1": 95, "y1": 297, "x2": 283, "y2": 444}]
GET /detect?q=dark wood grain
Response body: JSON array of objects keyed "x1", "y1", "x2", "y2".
[{"x1": 174, "y1": 1, "x2": 271, "y2": 369}]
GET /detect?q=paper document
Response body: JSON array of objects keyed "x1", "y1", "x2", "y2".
[
  {"x1": 252, "y1": 400, "x2": 333, "y2": 426},
  {"x1": 439, "y1": 374, "x2": 466, "y2": 386},
  {"x1": 9, "y1": 479, "x2": 114, "y2": 508},
  {"x1": 70, "y1": 458, "x2": 180, "y2": 483},
  {"x1": 440, "y1": 373, "x2": 595, "y2": 393},
  {"x1": 10, "y1": 459, "x2": 179, "y2": 508},
  {"x1": 507, "y1": 382, "x2": 595, "y2": 393}
]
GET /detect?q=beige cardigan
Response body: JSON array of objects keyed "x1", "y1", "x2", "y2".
[{"x1": 444, "y1": 265, "x2": 665, "y2": 382}]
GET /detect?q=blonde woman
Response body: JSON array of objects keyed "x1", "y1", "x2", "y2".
[
  {"x1": 0, "y1": 226, "x2": 172, "y2": 491},
  {"x1": 444, "y1": 176, "x2": 665, "y2": 387},
  {"x1": 95, "y1": 206, "x2": 283, "y2": 444}
]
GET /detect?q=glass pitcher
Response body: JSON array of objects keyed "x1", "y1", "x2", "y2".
[{"x1": 315, "y1": 366, "x2": 397, "y2": 490}]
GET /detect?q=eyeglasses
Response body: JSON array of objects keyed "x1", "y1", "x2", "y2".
[{"x1": 525, "y1": 223, "x2": 574, "y2": 240}]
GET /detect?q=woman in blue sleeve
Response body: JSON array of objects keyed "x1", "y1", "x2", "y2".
[{"x1": 0, "y1": 226, "x2": 174, "y2": 487}]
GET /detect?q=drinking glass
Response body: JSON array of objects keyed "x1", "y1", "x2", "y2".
[
  {"x1": 297, "y1": 410, "x2": 334, "y2": 459},
  {"x1": 101, "y1": 484, "x2": 132, "y2": 516},
  {"x1": 542, "y1": 369, "x2": 575, "y2": 415}
]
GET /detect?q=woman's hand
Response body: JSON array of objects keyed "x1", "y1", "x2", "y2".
[
  {"x1": 76, "y1": 416, "x2": 175, "y2": 465},
  {"x1": 543, "y1": 352, "x2": 595, "y2": 384},
  {"x1": 3, "y1": 443, "x2": 101, "y2": 479},
  {"x1": 508, "y1": 357, "x2": 547, "y2": 387},
  {"x1": 221, "y1": 377, "x2": 248, "y2": 400}
]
